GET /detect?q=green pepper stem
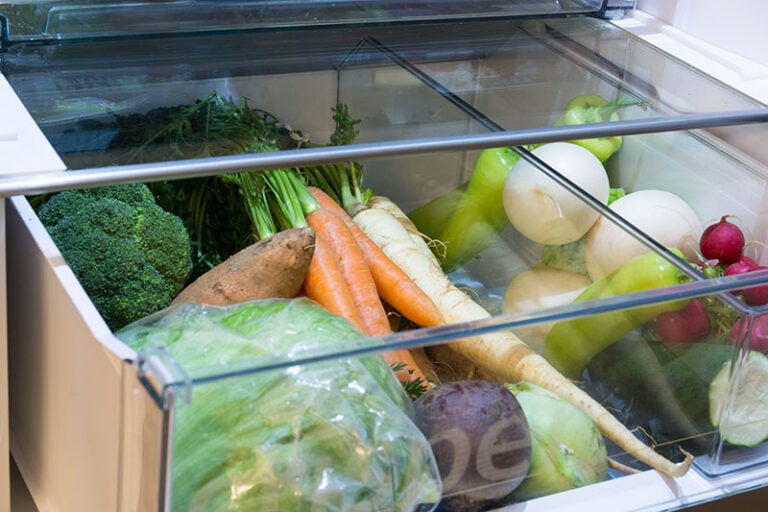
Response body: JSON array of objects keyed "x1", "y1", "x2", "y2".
[{"x1": 583, "y1": 97, "x2": 644, "y2": 124}]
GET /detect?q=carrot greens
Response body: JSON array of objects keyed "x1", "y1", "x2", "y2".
[{"x1": 100, "y1": 92, "x2": 362, "y2": 279}]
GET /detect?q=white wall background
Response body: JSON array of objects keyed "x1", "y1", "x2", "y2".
[{"x1": 636, "y1": 0, "x2": 768, "y2": 67}]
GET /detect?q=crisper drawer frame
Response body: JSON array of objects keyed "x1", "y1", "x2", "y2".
[
  {"x1": 4, "y1": 108, "x2": 768, "y2": 512},
  {"x1": 2, "y1": 107, "x2": 767, "y2": 196}
]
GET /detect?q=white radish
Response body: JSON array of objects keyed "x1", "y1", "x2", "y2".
[
  {"x1": 355, "y1": 198, "x2": 692, "y2": 478},
  {"x1": 585, "y1": 189, "x2": 702, "y2": 280},
  {"x1": 503, "y1": 142, "x2": 609, "y2": 245}
]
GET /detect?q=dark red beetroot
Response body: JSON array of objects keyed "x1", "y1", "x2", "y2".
[
  {"x1": 729, "y1": 315, "x2": 768, "y2": 353},
  {"x1": 699, "y1": 215, "x2": 746, "y2": 265},
  {"x1": 413, "y1": 380, "x2": 532, "y2": 512},
  {"x1": 653, "y1": 298, "x2": 711, "y2": 343}
]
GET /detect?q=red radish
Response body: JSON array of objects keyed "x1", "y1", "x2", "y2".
[
  {"x1": 699, "y1": 215, "x2": 746, "y2": 265},
  {"x1": 724, "y1": 256, "x2": 759, "y2": 294},
  {"x1": 742, "y1": 266, "x2": 768, "y2": 306},
  {"x1": 725, "y1": 256, "x2": 758, "y2": 277},
  {"x1": 653, "y1": 298, "x2": 711, "y2": 343},
  {"x1": 724, "y1": 257, "x2": 768, "y2": 305},
  {"x1": 729, "y1": 315, "x2": 768, "y2": 353}
]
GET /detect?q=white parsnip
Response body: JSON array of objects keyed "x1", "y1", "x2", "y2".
[
  {"x1": 355, "y1": 199, "x2": 693, "y2": 478},
  {"x1": 367, "y1": 196, "x2": 443, "y2": 269}
]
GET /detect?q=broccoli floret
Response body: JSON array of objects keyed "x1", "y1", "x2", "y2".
[
  {"x1": 80, "y1": 181, "x2": 157, "y2": 205},
  {"x1": 38, "y1": 183, "x2": 193, "y2": 331}
]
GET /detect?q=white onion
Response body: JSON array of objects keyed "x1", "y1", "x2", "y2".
[{"x1": 503, "y1": 142, "x2": 609, "y2": 245}]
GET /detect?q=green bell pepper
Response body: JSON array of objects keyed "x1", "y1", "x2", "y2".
[
  {"x1": 553, "y1": 95, "x2": 640, "y2": 163},
  {"x1": 406, "y1": 182, "x2": 468, "y2": 242},
  {"x1": 543, "y1": 249, "x2": 689, "y2": 380},
  {"x1": 437, "y1": 145, "x2": 523, "y2": 271}
]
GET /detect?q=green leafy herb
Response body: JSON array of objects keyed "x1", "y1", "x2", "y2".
[{"x1": 103, "y1": 92, "x2": 362, "y2": 279}]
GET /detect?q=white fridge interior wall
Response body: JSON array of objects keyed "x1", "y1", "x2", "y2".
[
  {"x1": 620, "y1": 1, "x2": 768, "y2": 106},
  {"x1": 636, "y1": 0, "x2": 768, "y2": 67}
]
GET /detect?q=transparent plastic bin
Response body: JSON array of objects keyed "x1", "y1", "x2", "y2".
[
  {"x1": 0, "y1": 0, "x2": 605, "y2": 42},
  {"x1": 4, "y1": 13, "x2": 768, "y2": 512}
]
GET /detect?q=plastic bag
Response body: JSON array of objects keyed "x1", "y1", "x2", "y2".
[{"x1": 117, "y1": 298, "x2": 441, "y2": 511}]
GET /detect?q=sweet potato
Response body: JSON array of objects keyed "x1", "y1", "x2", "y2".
[{"x1": 172, "y1": 227, "x2": 315, "y2": 306}]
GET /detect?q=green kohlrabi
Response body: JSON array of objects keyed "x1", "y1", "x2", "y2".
[
  {"x1": 504, "y1": 382, "x2": 608, "y2": 501},
  {"x1": 117, "y1": 298, "x2": 441, "y2": 512}
]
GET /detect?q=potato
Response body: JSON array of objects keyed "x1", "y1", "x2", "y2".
[
  {"x1": 413, "y1": 380, "x2": 532, "y2": 511},
  {"x1": 172, "y1": 227, "x2": 315, "y2": 306}
]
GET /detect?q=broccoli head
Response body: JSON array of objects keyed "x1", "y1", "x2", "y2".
[{"x1": 38, "y1": 183, "x2": 193, "y2": 331}]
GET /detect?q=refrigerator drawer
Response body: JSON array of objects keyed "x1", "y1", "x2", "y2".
[{"x1": 3, "y1": 13, "x2": 768, "y2": 512}]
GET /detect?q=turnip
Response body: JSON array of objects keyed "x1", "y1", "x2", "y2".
[
  {"x1": 501, "y1": 268, "x2": 591, "y2": 351},
  {"x1": 584, "y1": 189, "x2": 702, "y2": 280},
  {"x1": 413, "y1": 380, "x2": 532, "y2": 511},
  {"x1": 699, "y1": 215, "x2": 746, "y2": 265},
  {"x1": 503, "y1": 142, "x2": 609, "y2": 245}
]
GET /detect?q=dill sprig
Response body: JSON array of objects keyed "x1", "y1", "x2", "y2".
[{"x1": 391, "y1": 362, "x2": 430, "y2": 400}]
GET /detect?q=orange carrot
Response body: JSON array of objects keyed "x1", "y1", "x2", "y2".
[
  {"x1": 306, "y1": 205, "x2": 432, "y2": 388},
  {"x1": 263, "y1": 170, "x2": 431, "y2": 389},
  {"x1": 309, "y1": 207, "x2": 390, "y2": 336},
  {"x1": 308, "y1": 187, "x2": 444, "y2": 328},
  {"x1": 303, "y1": 216, "x2": 367, "y2": 334}
]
